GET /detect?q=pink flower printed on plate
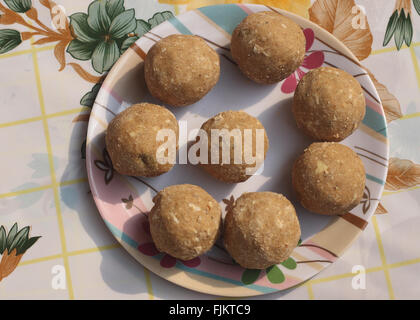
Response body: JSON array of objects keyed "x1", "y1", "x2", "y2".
[
  {"x1": 281, "y1": 28, "x2": 325, "y2": 94},
  {"x1": 137, "y1": 220, "x2": 201, "y2": 269}
]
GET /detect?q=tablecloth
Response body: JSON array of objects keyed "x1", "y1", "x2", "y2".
[{"x1": 0, "y1": 0, "x2": 419, "y2": 300}]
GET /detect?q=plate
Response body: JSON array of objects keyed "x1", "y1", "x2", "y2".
[{"x1": 86, "y1": 4, "x2": 389, "y2": 297}]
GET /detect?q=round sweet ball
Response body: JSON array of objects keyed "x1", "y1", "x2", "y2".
[
  {"x1": 231, "y1": 11, "x2": 305, "y2": 84},
  {"x1": 292, "y1": 142, "x2": 366, "y2": 216},
  {"x1": 149, "y1": 184, "x2": 221, "y2": 260},
  {"x1": 199, "y1": 110, "x2": 269, "y2": 183},
  {"x1": 224, "y1": 192, "x2": 301, "y2": 269},
  {"x1": 293, "y1": 66, "x2": 366, "y2": 141},
  {"x1": 105, "y1": 103, "x2": 178, "y2": 177},
  {"x1": 144, "y1": 34, "x2": 220, "y2": 107}
]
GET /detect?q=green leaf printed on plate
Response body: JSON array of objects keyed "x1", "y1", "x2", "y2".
[
  {"x1": 281, "y1": 257, "x2": 297, "y2": 270},
  {"x1": 241, "y1": 269, "x2": 261, "y2": 285},
  {"x1": 266, "y1": 265, "x2": 285, "y2": 284}
]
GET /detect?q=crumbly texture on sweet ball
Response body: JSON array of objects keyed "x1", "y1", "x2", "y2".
[
  {"x1": 199, "y1": 110, "x2": 269, "y2": 183},
  {"x1": 293, "y1": 66, "x2": 366, "y2": 141},
  {"x1": 223, "y1": 192, "x2": 301, "y2": 269},
  {"x1": 292, "y1": 142, "x2": 366, "y2": 215},
  {"x1": 105, "y1": 103, "x2": 178, "y2": 177},
  {"x1": 231, "y1": 11, "x2": 305, "y2": 84},
  {"x1": 149, "y1": 184, "x2": 222, "y2": 261},
  {"x1": 144, "y1": 34, "x2": 220, "y2": 107}
]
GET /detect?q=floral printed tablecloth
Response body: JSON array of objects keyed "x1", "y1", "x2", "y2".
[{"x1": 0, "y1": 0, "x2": 419, "y2": 300}]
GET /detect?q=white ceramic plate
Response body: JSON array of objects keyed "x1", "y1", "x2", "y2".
[{"x1": 86, "y1": 4, "x2": 389, "y2": 297}]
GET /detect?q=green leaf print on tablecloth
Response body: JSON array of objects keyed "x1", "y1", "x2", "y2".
[
  {"x1": 121, "y1": 19, "x2": 152, "y2": 53},
  {"x1": 0, "y1": 223, "x2": 41, "y2": 282},
  {"x1": 4, "y1": 0, "x2": 32, "y2": 13},
  {"x1": 68, "y1": 1, "x2": 174, "y2": 107},
  {"x1": 148, "y1": 11, "x2": 174, "y2": 28},
  {"x1": 0, "y1": 0, "x2": 174, "y2": 108},
  {"x1": 67, "y1": 1, "x2": 174, "y2": 74},
  {"x1": 80, "y1": 83, "x2": 102, "y2": 108},
  {"x1": 383, "y1": 0, "x2": 420, "y2": 50},
  {"x1": 0, "y1": 29, "x2": 21, "y2": 54},
  {"x1": 67, "y1": 1, "x2": 137, "y2": 73},
  {"x1": 119, "y1": 12, "x2": 176, "y2": 54}
]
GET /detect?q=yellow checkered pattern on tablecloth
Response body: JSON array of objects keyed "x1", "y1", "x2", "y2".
[{"x1": 0, "y1": 0, "x2": 420, "y2": 299}]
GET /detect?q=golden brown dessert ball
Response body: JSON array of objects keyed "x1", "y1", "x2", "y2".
[
  {"x1": 293, "y1": 67, "x2": 366, "y2": 142},
  {"x1": 231, "y1": 11, "x2": 305, "y2": 84},
  {"x1": 105, "y1": 103, "x2": 178, "y2": 177},
  {"x1": 292, "y1": 142, "x2": 366, "y2": 216},
  {"x1": 199, "y1": 111, "x2": 269, "y2": 183},
  {"x1": 144, "y1": 34, "x2": 220, "y2": 107},
  {"x1": 149, "y1": 184, "x2": 221, "y2": 260},
  {"x1": 224, "y1": 192, "x2": 301, "y2": 269}
]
